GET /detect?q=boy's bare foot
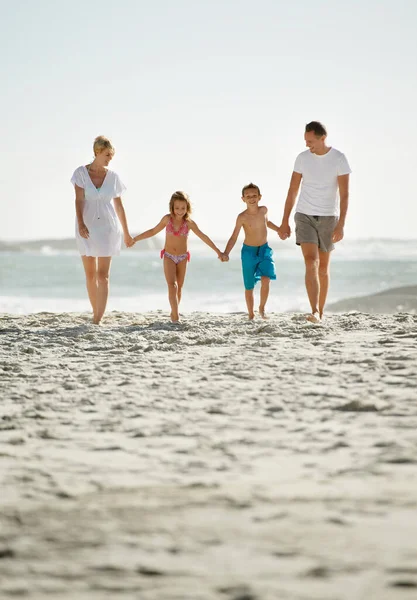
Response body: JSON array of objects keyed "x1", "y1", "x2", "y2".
[
  {"x1": 248, "y1": 312, "x2": 255, "y2": 320},
  {"x1": 259, "y1": 307, "x2": 268, "y2": 319},
  {"x1": 306, "y1": 312, "x2": 321, "y2": 324}
]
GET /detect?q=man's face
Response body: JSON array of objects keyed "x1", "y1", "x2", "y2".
[
  {"x1": 242, "y1": 190, "x2": 261, "y2": 206},
  {"x1": 304, "y1": 131, "x2": 326, "y2": 154}
]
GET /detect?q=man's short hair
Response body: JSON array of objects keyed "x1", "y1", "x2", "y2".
[
  {"x1": 305, "y1": 121, "x2": 327, "y2": 137},
  {"x1": 242, "y1": 182, "x2": 261, "y2": 196}
]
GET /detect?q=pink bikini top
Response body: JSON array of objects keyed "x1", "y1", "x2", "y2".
[{"x1": 166, "y1": 217, "x2": 189, "y2": 237}]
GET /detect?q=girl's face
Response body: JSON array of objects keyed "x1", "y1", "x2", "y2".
[{"x1": 173, "y1": 200, "x2": 187, "y2": 218}]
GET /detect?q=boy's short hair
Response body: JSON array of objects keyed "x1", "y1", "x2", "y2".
[
  {"x1": 305, "y1": 121, "x2": 327, "y2": 137},
  {"x1": 242, "y1": 182, "x2": 261, "y2": 197}
]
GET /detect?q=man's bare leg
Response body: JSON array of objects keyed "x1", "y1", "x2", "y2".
[
  {"x1": 301, "y1": 243, "x2": 321, "y2": 322},
  {"x1": 245, "y1": 289, "x2": 255, "y2": 320},
  {"x1": 259, "y1": 276, "x2": 270, "y2": 319},
  {"x1": 318, "y1": 249, "x2": 331, "y2": 318}
]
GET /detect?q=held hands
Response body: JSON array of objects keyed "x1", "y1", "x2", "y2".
[
  {"x1": 78, "y1": 222, "x2": 89, "y2": 239},
  {"x1": 124, "y1": 233, "x2": 135, "y2": 248},
  {"x1": 278, "y1": 222, "x2": 291, "y2": 240},
  {"x1": 218, "y1": 252, "x2": 229, "y2": 262}
]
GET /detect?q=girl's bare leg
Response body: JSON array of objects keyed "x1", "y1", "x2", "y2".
[
  {"x1": 259, "y1": 276, "x2": 270, "y2": 318},
  {"x1": 245, "y1": 289, "x2": 255, "y2": 320},
  {"x1": 176, "y1": 260, "x2": 188, "y2": 309},
  {"x1": 81, "y1": 256, "x2": 98, "y2": 319},
  {"x1": 164, "y1": 258, "x2": 179, "y2": 322},
  {"x1": 94, "y1": 257, "x2": 112, "y2": 324}
]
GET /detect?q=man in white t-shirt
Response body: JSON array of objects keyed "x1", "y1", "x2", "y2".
[{"x1": 279, "y1": 121, "x2": 351, "y2": 323}]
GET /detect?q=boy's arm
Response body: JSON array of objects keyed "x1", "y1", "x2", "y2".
[
  {"x1": 263, "y1": 206, "x2": 281, "y2": 234},
  {"x1": 188, "y1": 220, "x2": 222, "y2": 257},
  {"x1": 224, "y1": 215, "x2": 243, "y2": 256},
  {"x1": 133, "y1": 215, "x2": 169, "y2": 242},
  {"x1": 280, "y1": 171, "x2": 302, "y2": 238}
]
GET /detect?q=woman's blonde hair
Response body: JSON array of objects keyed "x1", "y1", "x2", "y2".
[
  {"x1": 93, "y1": 135, "x2": 115, "y2": 157},
  {"x1": 169, "y1": 191, "x2": 192, "y2": 220}
]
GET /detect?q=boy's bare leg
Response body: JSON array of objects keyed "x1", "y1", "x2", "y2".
[
  {"x1": 245, "y1": 289, "x2": 255, "y2": 320},
  {"x1": 164, "y1": 258, "x2": 179, "y2": 322},
  {"x1": 176, "y1": 260, "x2": 187, "y2": 310},
  {"x1": 81, "y1": 256, "x2": 98, "y2": 321},
  {"x1": 301, "y1": 243, "x2": 321, "y2": 322},
  {"x1": 94, "y1": 257, "x2": 112, "y2": 324},
  {"x1": 318, "y1": 249, "x2": 331, "y2": 318},
  {"x1": 259, "y1": 276, "x2": 270, "y2": 318}
]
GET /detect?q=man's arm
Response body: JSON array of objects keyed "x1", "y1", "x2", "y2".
[
  {"x1": 224, "y1": 215, "x2": 243, "y2": 256},
  {"x1": 280, "y1": 171, "x2": 302, "y2": 238},
  {"x1": 332, "y1": 174, "x2": 350, "y2": 243}
]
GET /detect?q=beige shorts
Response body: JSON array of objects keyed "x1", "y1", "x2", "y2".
[{"x1": 294, "y1": 212, "x2": 338, "y2": 252}]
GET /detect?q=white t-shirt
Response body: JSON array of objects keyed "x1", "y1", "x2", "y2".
[{"x1": 294, "y1": 148, "x2": 351, "y2": 216}]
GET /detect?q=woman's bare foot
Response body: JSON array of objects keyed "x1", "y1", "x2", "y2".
[{"x1": 306, "y1": 312, "x2": 321, "y2": 324}]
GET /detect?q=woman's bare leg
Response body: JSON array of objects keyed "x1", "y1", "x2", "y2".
[
  {"x1": 94, "y1": 257, "x2": 112, "y2": 324},
  {"x1": 81, "y1": 256, "x2": 98, "y2": 319},
  {"x1": 163, "y1": 258, "x2": 179, "y2": 321}
]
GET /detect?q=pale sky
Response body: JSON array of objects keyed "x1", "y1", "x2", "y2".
[{"x1": 1, "y1": 0, "x2": 416, "y2": 241}]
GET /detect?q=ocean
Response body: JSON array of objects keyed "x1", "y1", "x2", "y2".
[{"x1": 0, "y1": 238, "x2": 416, "y2": 314}]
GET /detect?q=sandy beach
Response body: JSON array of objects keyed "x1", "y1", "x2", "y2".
[{"x1": 1, "y1": 307, "x2": 417, "y2": 600}]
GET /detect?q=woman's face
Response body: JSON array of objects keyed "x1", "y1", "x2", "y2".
[{"x1": 96, "y1": 149, "x2": 114, "y2": 167}]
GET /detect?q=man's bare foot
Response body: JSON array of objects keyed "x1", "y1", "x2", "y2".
[
  {"x1": 170, "y1": 311, "x2": 179, "y2": 323},
  {"x1": 306, "y1": 312, "x2": 321, "y2": 324},
  {"x1": 259, "y1": 307, "x2": 268, "y2": 319},
  {"x1": 248, "y1": 312, "x2": 255, "y2": 320}
]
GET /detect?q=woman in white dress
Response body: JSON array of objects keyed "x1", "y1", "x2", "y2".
[{"x1": 71, "y1": 136, "x2": 134, "y2": 324}]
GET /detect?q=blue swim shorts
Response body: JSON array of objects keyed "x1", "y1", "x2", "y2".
[{"x1": 241, "y1": 243, "x2": 276, "y2": 290}]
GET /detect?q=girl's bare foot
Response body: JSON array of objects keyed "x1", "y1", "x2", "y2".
[{"x1": 306, "y1": 312, "x2": 321, "y2": 324}]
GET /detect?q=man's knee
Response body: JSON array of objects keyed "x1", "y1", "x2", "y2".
[{"x1": 304, "y1": 255, "x2": 319, "y2": 270}]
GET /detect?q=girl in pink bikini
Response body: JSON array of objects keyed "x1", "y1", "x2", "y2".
[{"x1": 133, "y1": 191, "x2": 227, "y2": 322}]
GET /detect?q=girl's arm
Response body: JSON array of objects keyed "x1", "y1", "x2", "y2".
[
  {"x1": 188, "y1": 220, "x2": 222, "y2": 257},
  {"x1": 114, "y1": 197, "x2": 134, "y2": 247},
  {"x1": 75, "y1": 184, "x2": 89, "y2": 239},
  {"x1": 133, "y1": 215, "x2": 170, "y2": 242},
  {"x1": 224, "y1": 215, "x2": 243, "y2": 256}
]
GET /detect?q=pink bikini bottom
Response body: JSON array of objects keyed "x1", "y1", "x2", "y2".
[{"x1": 160, "y1": 249, "x2": 190, "y2": 264}]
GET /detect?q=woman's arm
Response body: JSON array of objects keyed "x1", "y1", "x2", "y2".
[
  {"x1": 75, "y1": 184, "x2": 89, "y2": 238},
  {"x1": 114, "y1": 197, "x2": 134, "y2": 247},
  {"x1": 133, "y1": 215, "x2": 170, "y2": 243},
  {"x1": 189, "y1": 220, "x2": 222, "y2": 257}
]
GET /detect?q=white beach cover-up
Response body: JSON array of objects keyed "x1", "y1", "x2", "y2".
[{"x1": 71, "y1": 166, "x2": 126, "y2": 257}]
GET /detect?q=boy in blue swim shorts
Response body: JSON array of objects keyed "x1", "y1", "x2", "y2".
[{"x1": 223, "y1": 183, "x2": 282, "y2": 319}]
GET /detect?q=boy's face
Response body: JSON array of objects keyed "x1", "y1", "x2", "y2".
[{"x1": 242, "y1": 189, "x2": 261, "y2": 206}]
